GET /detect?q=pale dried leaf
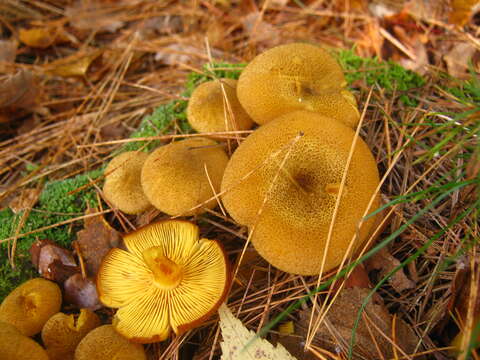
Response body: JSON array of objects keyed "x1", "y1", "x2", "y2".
[
  {"x1": 365, "y1": 246, "x2": 415, "y2": 292},
  {"x1": 45, "y1": 51, "x2": 101, "y2": 78},
  {"x1": 65, "y1": 1, "x2": 126, "y2": 32},
  {"x1": 219, "y1": 303, "x2": 298, "y2": 360},
  {"x1": 0, "y1": 40, "x2": 17, "y2": 64},
  {"x1": 444, "y1": 42, "x2": 479, "y2": 79},
  {"x1": 9, "y1": 188, "x2": 41, "y2": 214},
  {"x1": 242, "y1": 12, "x2": 280, "y2": 45},
  {"x1": 19, "y1": 27, "x2": 58, "y2": 49}
]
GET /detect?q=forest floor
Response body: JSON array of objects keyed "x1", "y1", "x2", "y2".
[{"x1": 0, "y1": 1, "x2": 479, "y2": 359}]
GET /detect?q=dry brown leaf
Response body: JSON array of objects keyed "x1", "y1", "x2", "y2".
[
  {"x1": 242, "y1": 12, "x2": 280, "y2": 46},
  {"x1": 29, "y1": 240, "x2": 79, "y2": 283},
  {"x1": 65, "y1": 1, "x2": 126, "y2": 33},
  {"x1": 73, "y1": 208, "x2": 121, "y2": 277},
  {"x1": 304, "y1": 288, "x2": 419, "y2": 359},
  {"x1": 444, "y1": 42, "x2": 479, "y2": 79},
  {"x1": 0, "y1": 70, "x2": 38, "y2": 109},
  {"x1": 45, "y1": 51, "x2": 102, "y2": 78},
  {"x1": 449, "y1": 0, "x2": 480, "y2": 26},
  {"x1": 365, "y1": 247, "x2": 415, "y2": 292},
  {"x1": 19, "y1": 27, "x2": 58, "y2": 49},
  {"x1": 64, "y1": 273, "x2": 102, "y2": 311}
]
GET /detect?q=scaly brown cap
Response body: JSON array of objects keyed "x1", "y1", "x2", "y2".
[
  {"x1": 97, "y1": 220, "x2": 230, "y2": 343},
  {"x1": 237, "y1": 42, "x2": 359, "y2": 127},
  {"x1": 103, "y1": 151, "x2": 152, "y2": 215}
]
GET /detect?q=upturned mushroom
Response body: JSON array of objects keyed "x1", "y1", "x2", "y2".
[
  {"x1": 0, "y1": 321, "x2": 49, "y2": 360},
  {"x1": 103, "y1": 151, "x2": 152, "y2": 215},
  {"x1": 74, "y1": 325, "x2": 146, "y2": 360},
  {"x1": 221, "y1": 111, "x2": 380, "y2": 275},
  {"x1": 96, "y1": 220, "x2": 230, "y2": 343},
  {"x1": 41, "y1": 309, "x2": 101, "y2": 360},
  {"x1": 237, "y1": 42, "x2": 360, "y2": 127},
  {"x1": 0, "y1": 278, "x2": 62, "y2": 336},
  {"x1": 141, "y1": 137, "x2": 229, "y2": 216},
  {"x1": 187, "y1": 78, "x2": 253, "y2": 134}
]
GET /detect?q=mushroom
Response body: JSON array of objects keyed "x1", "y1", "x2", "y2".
[
  {"x1": 221, "y1": 111, "x2": 380, "y2": 275},
  {"x1": 187, "y1": 78, "x2": 253, "y2": 134},
  {"x1": 103, "y1": 151, "x2": 152, "y2": 215},
  {"x1": 0, "y1": 278, "x2": 62, "y2": 336},
  {"x1": 0, "y1": 321, "x2": 49, "y2": 360},
  {"x1": 96, "y1": 220, "x2": 229, "y2": 343},
  {"x1": 141, "y1": 137, "x2": 229, "y2": 216},
  {"x1": 41, "y1": 309, "x2": 101, "y2": 360},
  {"x1": 237, "y1": 42, "x2": 360, "y2": 128},
  {"x1": 74, "y1": 325, "x2": 146, "y2": 360}
]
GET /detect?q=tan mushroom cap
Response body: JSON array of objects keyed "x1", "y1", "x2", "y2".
[
  {"x1": 221, "y1": 111, "x2": 380, "y2": 275},
  {"x1": 187, "y1": 78, "x2": 253, "y2": 134},
  {"x1": 74, "y1": 325, "x2": 146, "y2": 360},
  {"x1": 41, "y1": 309, "x2": 101, "y2": 360},
  {"x1": 237, "y1": 42, "x2": 359, "y2": 127},
  {"x1": 97, "y1": 220, "x2": 229, "y2": 343},
  {"x1": 103, "y1": 151, "x2": 152, "y2": 215},
  {"x1": 141, "y1": 138, "x2": 229, "y2": 216},
  {"x1": 0, "y1": 321, "x2": 49, "y2": 360},
  {"x1": 0, "y1": 278, "x2": 62, "y2": 336}
]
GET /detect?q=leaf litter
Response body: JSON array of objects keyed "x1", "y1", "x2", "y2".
[{"x1": 0, "y1": 0, "x2": 479, "y2": 359}]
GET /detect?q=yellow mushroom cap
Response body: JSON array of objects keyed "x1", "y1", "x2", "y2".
[
  {"x1": 141, "y1": 138, "x2": 229, "y2": 216},
  {"x1": 41, "y1": 309, "x2": 101, "y2": 360},
  {"x1": 221, "y1": 111, "x2": 380, "y2": 275},
  {"x1": 74, "y1": 325, "x2": 146, "y2": 360},
  {"x1": 0, "y1": 321, "x2": 49, "y2": 360},
  {"x1": 0, "y1": 278, "x2": 62, "y2": 336},
  {"x1": 187, "y1": 78, "x2": 253, "y2": 134},
  {"x1": 103, "y1": 151, "x2": 152, "y2": 215},
  {"x1": 96, "y1": 220, "x2": 229, "y2": 343},
  {"x1": 237, "y1": 42, "x2": 359, "y2": 127}
]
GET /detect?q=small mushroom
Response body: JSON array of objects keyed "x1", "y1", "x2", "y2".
[
  {"x1": 97, "y1": 220, "x2": 230, "y2": 343},
  {"x1": 74, "y1": 325, "x2": 146, "y2": 360},
  {"x1": 141, "y1": 137, "x2": 229, "y2": 216},
  {"x1": 41, "y1": 309, "x2": 101, "y2": 360},
  {"x1": 187, "y1": 78, "x2": 253, "y2": 134},
  {"x1": 237, "y1": 42, "x2": 360, "y2": 127},
  {"x1": 103, "y1": 151, "x2": 152, "y2": 215},
  {"x1": 0, "y1": 278, "x2": 62, "y2": 336},
  {"x1": 221, "y1": 111, "x2": 380, "y2": 275},
  {"x1": 0, "y1": 321, "x2": 49, "y2": 360}
]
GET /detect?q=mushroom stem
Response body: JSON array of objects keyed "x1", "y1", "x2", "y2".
[{"x1": 142, "y1": 247, "x2": 183, "y2": 289}]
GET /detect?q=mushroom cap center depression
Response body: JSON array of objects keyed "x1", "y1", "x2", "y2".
[{"x1": 142, "y1": 247, "x2": 183, "y2": 289}]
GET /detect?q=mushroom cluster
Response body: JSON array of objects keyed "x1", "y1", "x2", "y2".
[
  {"x1": 103, "y1": 137, "x2": 229, "y2": 216},
  {"x1": 0, "y1": 277, "x2": 148, "y2": 359},
  {"x1": 218, "y1": 42, "x2": 381, "y2": 275}
]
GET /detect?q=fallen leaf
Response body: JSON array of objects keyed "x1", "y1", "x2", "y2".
[
  {"x1": 365, "y1": 246, "x2": 415, "y2": 292},
  {"x1": 449, "y1": 0, "x2": 480, "y2": 26},
  {"x1": 45, "y1": 51, "x2": 102, "y2": 78},
  {"x1": 19, "y1": 26, "x2": 58, "y2": 49},
  {"x1": 65, "y1": 1, "x2": 126, "y2": 33},
  {"x1": 242, "y1": 12, "x2": 280, "y2": 46},
  {"x1": 154, "y1": 44, "x2": 206, "y2": 66},
  {"x1": 0, "y1": 70, "x2": 38, "y2": 109},
  {"x1": 64, "y1": 273, "x2": 102, "y2": 311},
  {"x1": 29, "y1": 240, "x2": 79, "y2": 283},
  {"x1": 444, "y1": 42, "x2": 479, "y2": 79},
  {"x1": 303, "y1": 287, "x2": 419, "y2": 359},
  {"x1": 218, "y1": 303, "x2": 298, "y2": 359},
  {"x1": 74, "y1": 208, "x2": 121, "y2": 277}
]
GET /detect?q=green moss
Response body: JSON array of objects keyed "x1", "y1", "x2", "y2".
[
  {"x1": 336, "y1": 49, "x2": 426, "y2": 106},
  {"x1": 0, "y1": 170, "x2": 102, "y2": 300}
]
